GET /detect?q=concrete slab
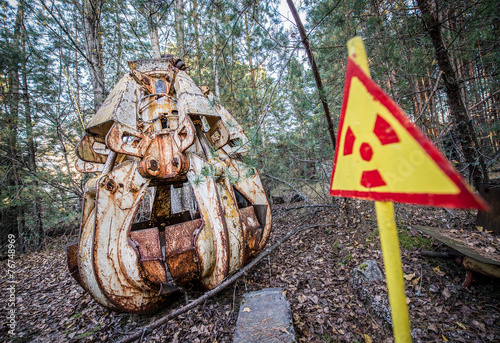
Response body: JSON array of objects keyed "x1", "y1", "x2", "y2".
[{"x1": 233, "y1": 288, "x2": 296, "y2": 343}]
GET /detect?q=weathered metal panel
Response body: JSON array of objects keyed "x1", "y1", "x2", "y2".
[
  {"x1": 239, "y1": 206, "x2": 263, "y2": 256},
  {"x1": 215, "y1": 176, "x2": 245, "y2": 272},
  {"x1": 166, "y1": 248, "x2": 200, "y2": 285},
  {"x1": 92, "y1": 161, "x2": 171, "y2": 313},
  {"x1": 78, "y1": 206, "x2": 117, "y2": 310},
  {"x1": 174, "y1": 71, "x2": 218, "y2": 120},
  {"x1": 86, "y1": 74, "x2": 139, "y2": 136},
  {"x1": 161, "y1": 218, "x2": 203, "y2": 284},
  {"x1": 164, "y1": 219, "x2": 203, "y2": 255},
  {"x1": 228, "y1": 159, "x2": 272, "y2": 251},
  {"x1": 215, "y1": 102, "x2": 250, "y2": 156},
  {"x1": 130, "y1": 227, "x2": 167, "y2": 285},
  {"x1": 106, "y1": 122, "x2": 151, "y2": 157},
  {"x1": 75, "y1": 134, "x2": 108, "y2": 164},
  {"x1": 188, "y1": 154, "x2": 229, "y2": 289}
]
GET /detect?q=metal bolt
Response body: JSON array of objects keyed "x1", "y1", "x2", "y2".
[
  {"x1": 175, "y1": 60, "x2": 185, "y2": 70},
  {"x1": 148, "y1": 159, "x2": 159, "y2": 171},
  {"x1": 172, "y1": 157, "x2": 179, "y2": 167},
  {"x1": 102, "y1": 178, "x2": 118, "y2": 193}
]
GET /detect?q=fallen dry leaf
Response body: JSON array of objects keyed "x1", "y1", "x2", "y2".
[
  {"x1": 363, "y1": 333, "x2": 373, "y2": 343},
  {"x1": 404, "y1": 273, "x2": 416, "y2": 281}
]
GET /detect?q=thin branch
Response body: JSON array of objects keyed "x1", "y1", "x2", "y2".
[
  {"x1": 215, "y1": 1, "x2": 257, "y2": 64},
  {"x1": 469, "y1": 89, "x2": 500, "y2": 111},
  {"x1": 0, "y1": 148, "x2": 81, "y2": 196},
  {"x1": 486, "y1": 151, "x2": 500, "y2": 168},
  {"x1": 415, "y1": 71, "x2": 443, "y2": 123},
  {"x1": 273, "y1": 204, "x2": 337, "y2": 216},
  {"x1": 420, "y1": 250, "x2": 459, "y2": 259}
]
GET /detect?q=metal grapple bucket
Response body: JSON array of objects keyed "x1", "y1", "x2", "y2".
[{"x1": 65, "y1": 56, "x2": 271, "y2": 313}]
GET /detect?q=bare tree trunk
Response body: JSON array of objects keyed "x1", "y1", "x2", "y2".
[
  {"x1": 245, "y1": 12, "x2": 258, "y2": 124},
  {"x1": 212, "y1": 10, "x2": 220, "y2": 98},
  {"x1": 193, "y1": 0, "x2": 201, "y2": 82},
  {"x1": 147, "y1": 9, "x2": 161, "y2": 58},
  {"x1": 56, "y1": 112, "x2": 83, "y2": 198},
  {"x1": 82, "y1": 0, "x2": 106, "y2": 111},
  {"x1": 1, "y1": 2, "x2": 24, "y2": 252},
  {"x1": 416, "y1": 0, "x2": 488, "y2": 188},
  {"x1": 175, "y1": 0, "x2": 185, "y2": 57},
  {"x1": 20, "y1": 2, "x2": 43, "y2": 251},
  {"x1": 286, "y1": 0, "x2": 336, "y2": 150},
  {"x1": 74, "y1": 4, "x2": 81, "y2": 110},
  {"x1": 115, "y1": 7, "x2": 124, "y2": 80}
]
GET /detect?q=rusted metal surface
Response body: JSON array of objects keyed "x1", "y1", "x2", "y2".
[
  {"x1": 76, "y1": 134, "x2": 109, "y2": 164},
  {"x1": 128, "y1": 56, "x2": 185, "y2": 73},
  {"x1": 163, "y1": 218, "x2": 203, "y2": 284},
  {"x1": 239, "y1": 206, "x2": 263, "y2": 256},
  {"x1": 75, "y1": 158, "x2": 104, "y2": 173},
  {"x1": 68, "y1": 56, "x2": 272, "y2": 313},
  {"x1": 130, "y1": 227, "x2": 167, "y2": 285},
  {"x1": 64, "y1": 242, "x2": 83, "y2": 288}
]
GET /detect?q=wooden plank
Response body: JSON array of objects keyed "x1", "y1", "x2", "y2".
[{"x1": 414, "y1": 225, "x2": 500, "y2": 266}]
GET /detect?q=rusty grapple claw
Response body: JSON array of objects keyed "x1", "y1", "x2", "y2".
[{"x1": 65, "y1": 56, "x2": 272, "y2": 313}]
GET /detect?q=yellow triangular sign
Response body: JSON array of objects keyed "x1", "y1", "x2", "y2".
[{"x1": 330, "y1": 58, "x2": 487, "y2": 210}]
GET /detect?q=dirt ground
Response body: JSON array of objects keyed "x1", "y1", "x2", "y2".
[{"x1": 1, "y1": 200, "x2": 499, "y2": 342}]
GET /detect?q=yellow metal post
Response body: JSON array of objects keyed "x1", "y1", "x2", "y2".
[
  {"x1": 347, "y1": 36, "x2": 412, "y2": 342},
  {"x1": 375, "y1": 201, "x2": 412, "y2": 342}
]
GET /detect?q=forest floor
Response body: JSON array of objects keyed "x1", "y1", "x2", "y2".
[{"x1": 1, "y1": 200, "x2": 500, "y2": 343}]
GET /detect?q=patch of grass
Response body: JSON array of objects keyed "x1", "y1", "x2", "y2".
[
  {"x1": 332, "y1": 240, "x2": 340, "y2": 255},
  {"x1": 398, "y1": 227, "x2": 432, "y2": 250},
  {"x1": 321, "y1": 333, "x2": 334, "y2": 342},
  {"x1": 364, "y1": 227, "x2": 380, "y2": 246},
  {"x1": 76, "y1": 324, "x2": 102, "y2": 339},
  {"x1": 341, "y1": 253, "x2": 352, "y2": 263},
  {"x1": 365, "y1": 225, "x2": 431, "y2": 250}
]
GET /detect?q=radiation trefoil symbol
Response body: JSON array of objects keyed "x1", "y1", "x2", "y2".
[
  {"x1": 329, "y1": 58, "x2": 488, "y2": 210},
  {"x1": 343, "y1": 114, "x2": 400, "y2": 188}
]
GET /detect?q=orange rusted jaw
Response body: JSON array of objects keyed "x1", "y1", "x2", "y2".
[{"x1": 66, "y1": 56, "x2": 272, "y2": 313}]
